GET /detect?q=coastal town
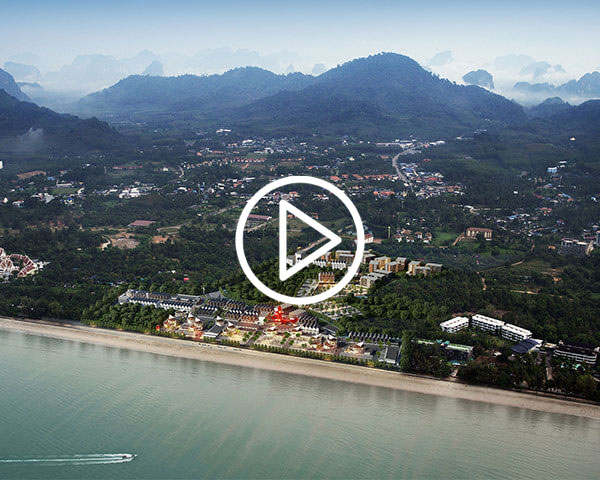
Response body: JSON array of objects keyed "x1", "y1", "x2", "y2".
[{"x1": 1, "y1": 125, "x2": 599, "y2": 407}]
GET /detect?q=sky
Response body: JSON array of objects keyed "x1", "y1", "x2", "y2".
[{"x1": 2, "y1": 0, "x2": 599, "y2": 74}]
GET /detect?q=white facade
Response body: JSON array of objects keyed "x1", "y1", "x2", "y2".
[
  {"x1": 440, "y1": 316, "x2": 469, "y2": 334},
  {"x1": 501, "y1": 323, "x2": 532, "y2": 342},
  {"x1": 471, "y1": 314, "x2": 504, "y2": 333},
  {"x1": 554, "y1": 344, "x2": 599, "y2": 365}
]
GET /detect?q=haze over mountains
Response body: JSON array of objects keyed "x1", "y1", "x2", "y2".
[
  {"x1": 3, "y1": 48, "x2": 314, "y2": 104},
  {"x1": 73, "y1": 53, "x2": 527, "y2": 137},
  {"x1": 425, "y1": 51, "x2": 599, "y2": 106},
  {"x1": 1, "y1": 51, "x2": 599, "y2": 153},
  {"x1": 3, "y1": 47, "x2": 600, "y2": 113},
  {"x1": 0, "y1": 89, "x2": 121, "y2": 154}
]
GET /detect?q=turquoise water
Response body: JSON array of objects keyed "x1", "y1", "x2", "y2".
[{"x1": 0, "y1": 329, "x2": 599, "y2": 479}]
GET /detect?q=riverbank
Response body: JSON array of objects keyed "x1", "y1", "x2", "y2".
[{"x1": 2, "y1": 317, "x2": 599, "y2": 419}]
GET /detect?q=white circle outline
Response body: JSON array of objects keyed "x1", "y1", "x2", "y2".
[{"x1": 235, "y1": 176, "x2": 365, "y2": 305}]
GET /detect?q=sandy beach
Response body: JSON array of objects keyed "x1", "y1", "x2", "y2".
[{"x1": 2, "y1": 316, "x2": 600, "y2": 419}]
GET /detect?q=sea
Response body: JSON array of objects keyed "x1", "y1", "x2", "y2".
[{"x1": 0, "y1": 329, "x2": 599, "y2": 479}]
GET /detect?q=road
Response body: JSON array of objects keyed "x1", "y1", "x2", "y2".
[{"x1": 391, "y1": 150, "x2": 416, "y2": 192}]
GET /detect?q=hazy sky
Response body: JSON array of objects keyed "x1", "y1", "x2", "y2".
[{"x1": 2, "y1": 0, "x2": 599, "y2": 73}]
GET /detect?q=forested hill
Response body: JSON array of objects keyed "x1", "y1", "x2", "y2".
[
  {"x1": 76, "y1": 67, "x2": 314, "y2": 115},
  {"x1": 0, "y1": 90, "x2": 123, "y2": 153},
  {"x1": 234, "y1": 53, "x2": 527, "y2": 136}
]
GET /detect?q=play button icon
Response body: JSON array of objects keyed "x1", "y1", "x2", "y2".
[
  {"x1": 278, "y1": 200, "x2": 342, "y2": 281},
  {"x1": 236, "y1": 176, "x2": 365, "y2": 305}
]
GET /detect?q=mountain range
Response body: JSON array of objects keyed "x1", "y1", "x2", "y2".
[
  {"x1": 74, "y1": 53, "x2": 527, "y2": 137},
  {"x1": 2, "y1": 51, "x2": 598, "y2": 155},
  {"x1": 513, "y1": 72, "x2": 600, "y2": 104}
]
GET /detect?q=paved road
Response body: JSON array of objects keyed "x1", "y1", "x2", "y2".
[{"x1": 391, "y1": 151, "x2": 416, "y2": 192}]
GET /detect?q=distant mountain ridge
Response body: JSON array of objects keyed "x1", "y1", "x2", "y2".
[
  {"x1": 76, "y1": 67, "x2": 314, "y2": 115},
  {"x1": 514, "y1": 71, "x2": 600, "y2": 103},
  {"x1": 528, "y1": 97, "x2": 571, "y2": 118},
  {"x1": 75, "y1": 53, "x2": 526, "y2": 136}
]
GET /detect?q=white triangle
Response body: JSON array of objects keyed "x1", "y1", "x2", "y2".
[{"x1": 279, "y1": 200, "x2": 342, "y2": 282}]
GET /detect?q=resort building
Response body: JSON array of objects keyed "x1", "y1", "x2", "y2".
[
  {"x1": 347, "y1": 331, "x2": 391, "y2": 344},
  {"x1": 553, "y1": 341, "x2": 599, "y2": 365},
  {"x1": 318, "y1": 272, "x2": 336, "y2": 284},
  {"x1": 359, "y1": 272, "x2": 386, "y2": 289},
  {"x1": 501, "y1": 323, "x2": 532, "y2": 342},
  {"x1": 441, "y1": 342, "x2": 474, "y2": 362},
  {"x1": 118, "y1": 289, "x2": 198, "y2": 312},
  {"x1": 471, "y1": 314, "x2": 505, "y2": 333},
  {"x1": 406, "y1": 261, "x2": 442, "y2": 276},
  {"x1": 440, "y1": 316, "x2": 469, "y2": 333},
  {"x1": 559, "y1": 238, "x2": 594, "y2": 257},
  {"x1": 417, "y1": 339, "x2": 474, "y2": 362},
  {"x1": 466, "y1": 227, "x2": 493, "y2": 240},
  {"x1": 380, "y1": 345, "x2": 400, "y2": 365},
  {"x1": 511, "y1": 338, "x2": 542, "y2": 354}
]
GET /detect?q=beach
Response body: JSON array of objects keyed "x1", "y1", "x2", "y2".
[{"x1": 2, "y1": 316, "x2": 599, "y2": 419}]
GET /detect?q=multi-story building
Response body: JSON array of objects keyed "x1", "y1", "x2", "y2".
[
  {"x1": 440, "y1": 316, "x2": 469, "y2": 333},
  {"x1": 501, "y1": 323, "x2": 532, "y2": 342},
  {"x1": 442, "y1": 342, "x2": 474, "y2": 362},
  {"x1": 407, "y1": 260, "x2": 423, "y2": 275},
  {"x1": 471, "y1": 314, "x2": 505, "y2": 333},
  {"x1": 336, "y1": 250, "x2": 355, "y2": 265},
  {"x1": 425, "y1": 262, "x2": 443, "y2": 273},
  {"x1": 406, "y1": 260, "x2": 443, "y2": 276},
  {"x1": 554, "y1": 341, "x2": 599, "y2": 365},
  {"x1": 360, "y1": 273, "x2": 385, "y2": 289}
]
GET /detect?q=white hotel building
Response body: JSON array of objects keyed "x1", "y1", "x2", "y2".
[
  {"x1": 440, "y1": 316, "x2": 469, "y2": 334},
  {"x1": 471, "y1": 314, "x2": 505, "y2": 333},
  {"x1": 501, "y1": 323, "x2": 532, "y2": 342}
]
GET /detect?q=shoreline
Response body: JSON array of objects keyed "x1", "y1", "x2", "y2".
[{"x1": 2, "y1": 317, "x2": 600, "y2": 420}]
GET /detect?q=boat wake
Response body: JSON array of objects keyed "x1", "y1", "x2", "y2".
[{"x1": 0, "y1": 453, "x2": 136, "y2": 466}]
